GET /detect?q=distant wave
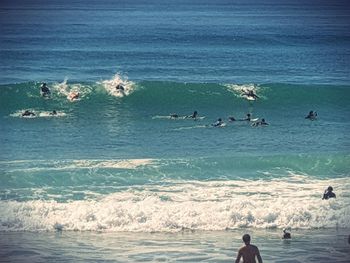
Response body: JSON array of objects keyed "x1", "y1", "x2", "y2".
[{"x1": 1, "y1": 79, "x2": 349, "y2": 115}]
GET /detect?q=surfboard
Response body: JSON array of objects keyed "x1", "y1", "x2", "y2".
[
  {"x1": 246, "y1": 96, "x2": 256, "y2": 101},
  {"x1": 40, "y1": 91, "x2": 51, "y2": 99},
  {"x1": 152, "y1": 115, "x2": 205, "y2": 120}
]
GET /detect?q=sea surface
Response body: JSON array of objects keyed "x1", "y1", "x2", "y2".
[{"x1": 1, "y1": 0, "x2": 350, "y2": 262}]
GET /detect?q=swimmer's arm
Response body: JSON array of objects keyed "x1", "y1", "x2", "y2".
[
  {"x1": 235, "y1": 250, "x2": 242, "y2": 263},
  {"x1": 256, "y1": 248, "x2": 263, "y2": 263}
]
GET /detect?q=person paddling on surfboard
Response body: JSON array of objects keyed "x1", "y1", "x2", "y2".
[
  {"x1": 243, "y1": 89, "x2": 259, "y2": 100},
  {"x1": 212, "y1": 118, "x2": 225, "y2": 127},
  {"x1": 170, "y1": 113, "x2": 179, "y2": 119},
  {"x1": 228, "y1": 116, "x2": 236, "y2": 122},
  {"x1": 240, "y1": 113, "x2": 251, "y2": 121},
  {"x1": 22, "y1": 110, "x2": 35, "y2": 117},
  {"x1": 185, "y1": 110, "x2": 198, "y2": 120},
  {"x1": 68, "y1": 92, "x2": 80, "y2": 101},
  {"x1": 252, "y1": 118, "x2": 269, "y2": 126}
]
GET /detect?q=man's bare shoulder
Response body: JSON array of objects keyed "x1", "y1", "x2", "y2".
[{"x1": 239, "y1": 244, "x2": 259, "y2": 252}]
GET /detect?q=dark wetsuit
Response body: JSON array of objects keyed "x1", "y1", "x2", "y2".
[
  {"x1": 41, "y1": 85, "x2": 51, "y2": 97},
  {"x1": 323, "y1": 192, "x2": 336, "y2": 200}
]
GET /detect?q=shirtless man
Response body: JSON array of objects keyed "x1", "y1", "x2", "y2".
[{"x1": 235, "y1": 234, "x2": 263, "y2": 263}]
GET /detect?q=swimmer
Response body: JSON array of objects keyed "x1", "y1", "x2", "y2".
[
  {"x1": 305, "y1": 110, "x2": 317, "y2": 120},
  {"x1": 212, "y1": 118, "x2": 224, "y2": 127},
  {"x1": 322, "y1": 186, "x2": 336, "y2": 200},
  {"x1": 22, "y1": 110, "x2": 35, "y2": 117},
  {"x1": 40, "y1": 82, "x2": 51, "y2": 97},
  {"x1": 252, "y1": 118, "x2": 269, "y2": 126},
  {"x1": 282, "y1": 229, "x2": 291, "y2": 239},
  {"x1": 235, "y1": 234, "x2": 263, "y2": 263}
]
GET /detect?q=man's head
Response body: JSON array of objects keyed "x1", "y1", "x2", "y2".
[{"x1": 242, "y1": 234, "x2": 251, "y2": 245}]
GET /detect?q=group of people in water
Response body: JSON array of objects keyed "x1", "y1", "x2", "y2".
[
  {"x1": 22, "y1": 82, "x2": 80, "y2": 117},
  {"x1": 40, "y1": 82, "x2": 80, "y2": 100},
  {"x1": 168, "y1": 88, "x2": 318, "y2": 128},
  {"x1": 235, "y1": 185, "x2": 336, "y2": 263},
  {"x1": 170, "y1": 111, "x2": 269, "y2": 127}
]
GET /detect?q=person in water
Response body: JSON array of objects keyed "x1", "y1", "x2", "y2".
[
  {"x1": 282, "y1": 229, "x2": 291, "y2": 239},
  {"x1": 170, "y1": 113, "x2": 179, "y2": 119},
  {"x1": 115, "y1": 84, "x2": 125, "y2": 91},
  {"x1": 186, "y1": 111, "x2": 198, "y2": 119},
  {"x1": 244, "y1": 89, "x2": 259, "y2": 99},
  {"x1": 228, "y1": 116, "x2": 236, "y2": 122},
  {"x1": 49, "y1": 110, "x2": 57, "y2": 116},
  {"x1": 40, "y1": 82, "x2": 51, "y2": 97},
  {"x1": 22, "y1": 110, "x2": 35, "y2": 117},
  {"x1": 241, "y1": 113, "x2": 251, "y2": 121},
  {"x1": 322, "y1": 186, "x2": 336, "y2": 200},
  {"x1": 69, "y1": 92, "x2": 80, "y2": 100},
  {"x1": 305, "y1": 110, "x2": 317, "y2": 120},
  {"x1": 212, "y1": 118, "x2": 224, "y2": 127},
  {"x1": 252, "y1": 118, "x2": 269, "y2": 126},
  {"x1": 235, "y1": 234, "x2": 263, "y2": 263}
]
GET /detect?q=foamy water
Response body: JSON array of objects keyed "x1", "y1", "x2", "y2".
[{"x1": 1, "y1": 175, "x2": 349, "y2": 232}]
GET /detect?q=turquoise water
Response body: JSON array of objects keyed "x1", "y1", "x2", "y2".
[{"x1": 1, "y1": 0, "x2": 350, "y2": 262}]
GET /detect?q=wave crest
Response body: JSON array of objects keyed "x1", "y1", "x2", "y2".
[{"x1": 1, "y1": 177, "x2": 349, "y2": 232}]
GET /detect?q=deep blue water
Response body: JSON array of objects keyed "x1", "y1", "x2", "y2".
[{"x1": 1, "y1": 0, "x2": 350, "y2": 84}]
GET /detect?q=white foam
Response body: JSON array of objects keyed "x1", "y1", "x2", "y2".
[
  {"x1": 99, "y1": 73, "x2": 135, "y2": 98},
  {"x1": 53, "y1": 78, "x2": 91, "y2": 101},
  {"x1": 5, "y1": 159, "x2": 156, "y2": 173},
  {"x1": 1, "y1": 175, "x2": 349, "y2": 232},
  {"x1": 224, "y1": 83, "x2": 263, "y2": 99}
]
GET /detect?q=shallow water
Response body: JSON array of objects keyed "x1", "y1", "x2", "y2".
[{"x1": 1, "y1": 229, "x2": 350, "y2": 262}]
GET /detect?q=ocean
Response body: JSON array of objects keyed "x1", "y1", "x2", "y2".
[{"x1": 0, "y1": 0, "x2": 350, "y2": 262}]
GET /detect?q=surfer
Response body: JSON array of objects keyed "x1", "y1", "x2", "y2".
[
  {"x1": 49, "y1": 110, "x2": 57, "y2": 116},
  {"x1": 115, "y1": 84, "x2": 125, "y2": 91},
  {"x1": 228, "y1": 116, "x2": 236, "y2": 122},
  {"x1": 40, "y1": 82, "x2": 51, "y2": 97},
  {"x1": 235, "y1": 234, "x2": 263, "y2": 263},
  {"x1": 252, "y1": 118, "x2": 269, "y2": 126},
  {"x1": 186, "y1": 111, "x2": 198, "y2": 119},
  {"x1": 212, "y1": 118, "x2": 224, "y2": 127},
  {"x1": 170, "y1": 113, "x2": 179, "y2": 119},
  {"x1": 22, "y1": 110, "x2": 35, "y2": 117},
  {"x1": 68, "y1": 92, "x2": 80, "y2": 101},
  {"x1": 305, "y1": 110, "x2": 317, "y2": 120},
  {"x1": 244, "y1": 90, "x2": 259, "y2": 100},
  {"x1": 282, "y1": 229, "x2": 291, "y2": 239},
  {"x1": 241, "y1": 113, "x2": 251, "y2": 121},
  {"x1": 322, "y1": 186, "x2": 336, "y2": 200}
]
